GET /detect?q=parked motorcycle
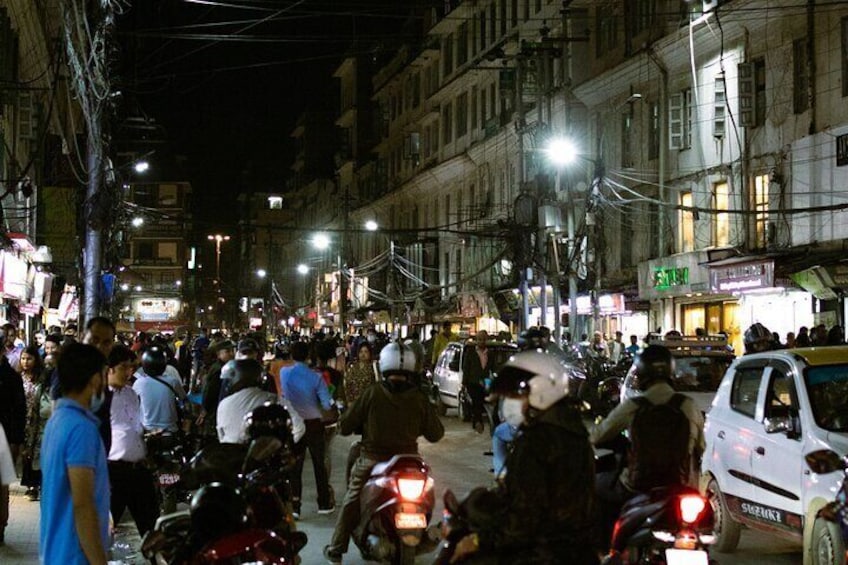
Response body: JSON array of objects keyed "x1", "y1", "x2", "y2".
[
  {"x1": 352, "y1": 453, "x2": 440, "y2": 564},
  {"x1": 146, "y1": 431, "x2": 191, "y2": 514},
  {"x1": 601, "y1": 482, "x2": 715, "y2": 565},
  {"x1": 804, "y1": 450, "x2": 848, "y2": 565},
  {"x1": 141, "y1": 436, "x2": 306, "y2": 564}
]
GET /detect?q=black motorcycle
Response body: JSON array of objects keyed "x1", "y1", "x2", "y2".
[
  {"x1": 353, "y1": 454, "x2": 439, "y2": 565},
  {"x1": 145, "y1": 431, "x2": 191, "y2": 514}
]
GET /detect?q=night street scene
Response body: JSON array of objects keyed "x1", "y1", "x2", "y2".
[{"x1": 4, "y1": 0, "x2": 848, "y2": 564}]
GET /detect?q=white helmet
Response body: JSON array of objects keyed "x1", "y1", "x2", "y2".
[
  {"x1": 492, "y1": 350, "x2": 579, "y2": 411},
  {"x1": 378, "y1": 340, "x2": 418, "y2": 377}
]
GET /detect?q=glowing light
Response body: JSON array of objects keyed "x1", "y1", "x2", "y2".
[
  {"x1": 131, "y1": 217, "x2": 144, "y2": 228},
  {"x1": 134, "y1": 161, "x2": 150, "y2": 173},
  {"x1": 297, "y1": 264, "x2": 309, "y2": 275},
  {"x1": 312, "y1": 233, "x2": 330, "y2": 250},
  {"x1": 679, "y1": 495, "x2": 706, "y2": 523},
  {"x1": 546, "y1": 138, "x2": 578, "y2": 167},
  {"x1": 365, "y1": 220, "x2": 379, "y2": 232}
]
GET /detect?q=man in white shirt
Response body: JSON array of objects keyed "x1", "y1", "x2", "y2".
[
  {"x1": 217, "y1": 359, "x2": 305, "y2": 444},
  {"x1": 606, "y1": 331, "x2": 625, "y2": 363},
  {"x1": 106, "y1": 345, "x2": 158, "y2": 536},
  {"x1": 132, "y1": 346, "x2": 187, "y2": 433}
]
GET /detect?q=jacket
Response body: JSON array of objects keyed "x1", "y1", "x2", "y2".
[
  {"x1": 479, "y1": 401, "x2": 597, "y2": 563},
  {"x1": 461, "y1": 346, "x2": 489, "y2": 387},
  {"x1": 339, "y1": 381, "x2": 444, "y2": 460},
  {"x1": 0, "y1": 359, "x2": 25, "y2": 445}
]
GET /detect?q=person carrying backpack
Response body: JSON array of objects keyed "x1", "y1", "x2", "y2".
[{"x1": 589, "y1": 345, "x2": 704, "y2": 546}]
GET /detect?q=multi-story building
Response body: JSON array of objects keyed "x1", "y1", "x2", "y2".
[{"x1": 119, "y1": 181, "x2": 193, "y2": 333}]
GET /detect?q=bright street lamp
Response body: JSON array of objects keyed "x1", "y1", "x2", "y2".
[
  {"x1": 546, "y1": 138, "x2": 578, "y2": 167},
  {"x1": 207, "y1": 234, "x2": 231, "y2": 289},
  {"x1": 134, "y1": 161, "x2": 150, "y2": 173},
  {"x1": 131, "y1": 216, "x2": 144, "y2": 228},
  {"x1": 120, "y1": 283, "x2": 129, "y2": 291},
  {"x1": 312, "y1": 233, "x2": 330, "y2": 250},
  {"x1": 364, "y1": 220, "x2": 379, "y2": 232},
  {"x1": 134, "y1": 285, "x2": 142, "y2": 292},
  {"x1": 296, "y1": 264, "x2": 309, "y2": 275},
  {"x1": 256, "y1": 269, "x2": 267, "y2": 278}
]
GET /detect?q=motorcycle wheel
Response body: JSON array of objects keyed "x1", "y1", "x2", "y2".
[
  {"x1": 706, "y1": 478, "x2": 741, "y2": 553},
  {"x1": 458, "y1": 389, "x2": 471, "y2": 422},
  {"x1": 812, "y1": 516, "x2": 844, "y2": 565},
  {"x1": 395, "y1": 542, "x2": 416, "y2": 565}
]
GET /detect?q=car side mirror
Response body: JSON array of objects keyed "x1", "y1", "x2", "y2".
[{"x1": 764, "y1": 416, "x2": 794, "y2": 435}]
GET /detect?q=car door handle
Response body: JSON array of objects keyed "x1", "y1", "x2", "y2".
[
  {"x1": 717, "y1": 431, "x2": 726, "y2": 439},
  {"x1": 755, "y1": 446, "x2": 765, "y2": 456}
]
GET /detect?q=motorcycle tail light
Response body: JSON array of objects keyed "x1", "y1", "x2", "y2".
[
  {"x1": 679, "y1": 495, "x2": 706, "y2": 524},
  {"x1": 398, "y1": 478, "x2": 427, "y2": 501}
]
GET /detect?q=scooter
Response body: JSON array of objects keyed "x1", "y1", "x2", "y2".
[
  {"x1": 353, "y1": 454, "x2": 440, "y2": 565},
  {"x1": 601, "y1": 483, "x2": 715, "y2": 565},
  {"x1": 141, "y1": 437, "x2": 307, "y2": 564}
]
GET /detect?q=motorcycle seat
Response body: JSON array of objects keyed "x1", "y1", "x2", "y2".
[{"x1": 370, "y1": 454, "x2": 426, "y2": 478}]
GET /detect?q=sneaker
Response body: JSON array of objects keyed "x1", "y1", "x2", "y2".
[
  {"x1": 318, "y1": 505, "x2": 336, "y2": 515},
  {"x1": 323, "y1": 545, "x2": 342, "y2": 564}
]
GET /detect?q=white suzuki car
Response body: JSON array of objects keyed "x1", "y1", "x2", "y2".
[{"x1": 702, "y1": 346, "x2": 848, "y2": 565}]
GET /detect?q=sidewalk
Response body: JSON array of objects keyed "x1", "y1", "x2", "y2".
[{"x1": 0, "y1": 482, "x2": 143, "y2": 565}]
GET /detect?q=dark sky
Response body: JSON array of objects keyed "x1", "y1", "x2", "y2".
[{"x1": 115, "y1": 0, "x2": 424, "y2": 224}]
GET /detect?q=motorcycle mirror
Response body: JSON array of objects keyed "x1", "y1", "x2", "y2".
[
  {"x1": 805, "y1": 450, "x2": 846, "y2": 475},
  {"x1": 245, "y1": 436, "x2": 283, "y2": 465},
  {"x1": 443, "y1": 489, "x2": 461, "y2": 514}
]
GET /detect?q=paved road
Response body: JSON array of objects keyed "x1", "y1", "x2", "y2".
[{"x1": 0, "y1": 413, "x2": 804, "y2": 564}]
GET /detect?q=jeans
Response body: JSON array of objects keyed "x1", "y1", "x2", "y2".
[
  {"x1": 324, "y1": 425, "x2": 338, "y2": 507},
  {"x1": 492, "y1": 422, "x2": 518, "y2": 477},
  {"x1": 466, "y1": 382, "x2": 486, "y2": 427},
  {"x1": 291, "y1": 419, "x2": 332, "y2": 511},
  {"x1": 327, "y1": 453, "x2": 379, "y2": 554},
  {"x1": 109, "y1": 461, "x2": 160, "y2": 536}
]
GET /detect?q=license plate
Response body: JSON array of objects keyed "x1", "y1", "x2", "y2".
[
  {"x1": 158, "y1": 473, "x2": 180, "y2": 486},
  {"x1": 395, "y1": 512, "x2": 427, "y2": 529},
  {"x1": 665, "y1": 549, "x2": 709, "y2": 565}
]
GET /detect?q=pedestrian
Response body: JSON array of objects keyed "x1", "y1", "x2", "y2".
[
  {"x1": 217, "y1": 359, "x2": 279, "y2": 444},
  {"x1": 43, "y1": 333, "x2": 62, "y2": 359},
  {"x1": 625, "y1": 335, "x2": 640, "y2": 356},
  {"x1": 106, "y1": 344, "x2": 159, "y2": 537},
  {"x1": 133, "y1": 346, "x2": 187, "y2": 433},
  {"x1": 2, "y1": 323, "x2": 22, "y2": 371},
  {"x1": 404, "y1": 331, "x2": 425, "y2": 374},
  {"x1": 280, "y1": 341, "x2": 335, "y2": 518},
  {"x1": 316, "y1": 340, "x2": 346, "y2": 508},
  {"x1": 607, "y1": 331, "x2": 625, "y2": 363},
  {"x1": 0, "y1": 423, "x2": 15, "y2": 544},
  {"x1": 422, "y1": 328, "x2": 438, "y2": 371},
  {"x1": 431, "y1": 321, "x2": 454, "y2": 366},
  {"x1": 0, "y1": 349, "x2": 24, "y2": 544},
  {"x1": 199, "y1": 340, "x2": 235, "y2": 434},
  {"x1": 828, "y1": 325, "x2": 845, "y2": 346},
  {"x1": 344, "y1": 343, "x2": 377, "y2": 406},
  {"x1": 462, "y1": 330, "x2": 490, "y2": 434},
  {"x1": 82, "y1": 317, "x2": 117, "y2": 452},
  {"x1": 20, "y1": 346, "x2": 48, "y2": 501},
  {"x1": 40, "y1": 343, "x2": 110, "y2": 564},
  {"x1": 796, "y1": 326, "x2": 811, "y2": 347},
  {"x1": 786, "y1": 331, "x2": 797, "y2": 349}
]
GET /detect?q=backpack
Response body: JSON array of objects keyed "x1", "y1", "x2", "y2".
[{"x1": 627, "y1": 393, "x2": 691, "y2": 491}]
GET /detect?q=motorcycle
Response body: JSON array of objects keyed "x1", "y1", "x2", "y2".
[
  {"x1": 353, "y1": 453, "x2": 440, "y2": 564},
  {"x1": 804, "y1": 450, "x2": 848, "y2": 565},
  {"x1": 601, "y1": 481, "x2": 715, "y2": 565},
  {"x1": 141, "y1": 436, "x2": 307, "y2": 564},
  {"x1": 146, "y1": 431, "x2": 191, "y2": 514}
]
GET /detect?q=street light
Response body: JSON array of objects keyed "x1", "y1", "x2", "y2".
[
  {"x1": 131, "y1": 216, "x2": 144, "y2": 228},
  {"x1": 364, "y1": 220, "x2": 379, "y2": 232},
  {"x1": 546, "y1": 138, "x2": 578, "y2": 167},
  {"x1": 207, "y1": 234, "x2": 231, "y2": 288},
  {"x1": 312, "y1": 233, "x2": 330, "y2": 250},
  {"x1": 134, "y1": 160, "x2": 150, "y2": 173},
  {"x1": 120, "y1": 283, "x2": 129, "y2": 291},
  {"x1": 256, "y1": 269, "x2": 267, "y2": 278},
  {"x1": 297, "y1": 264, "x2": 309, "y2": 275}
]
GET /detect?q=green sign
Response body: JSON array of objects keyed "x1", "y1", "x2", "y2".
[{"x1": 653, "y1": 267, "x2": 689, "y2": 290}]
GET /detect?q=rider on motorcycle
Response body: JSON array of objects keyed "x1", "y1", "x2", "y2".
[
  {"x1": 744, "y1": 322, "x2": 774, "y2": 354},
  {"x1": 324, "y1": 340, "x2": 444, "y2": 564},
  {"x1": 453, "y1": 350, "x2": 598, "y2": 565}
]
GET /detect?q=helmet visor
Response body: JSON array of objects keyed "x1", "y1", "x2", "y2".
[{"x1": 491, "y1": 365, "x2": 534, "y2": 397}]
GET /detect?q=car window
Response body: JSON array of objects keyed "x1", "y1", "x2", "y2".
[
  {"x1": 672, "y1": 354, "x2": 734, "y2": 393},
  {"x1": 804, "y1": 364, "x2": 848, "y2": 431},
  {"x1": 730, "y1": 366, "x2": 765, "y2": 418},
  {"x1": 765, "y1": 367, "x2": 797, "y2": 420}
]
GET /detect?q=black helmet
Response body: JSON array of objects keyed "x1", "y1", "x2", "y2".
[
  {"x1": 245, "y1": 402, "x2": 293, "y2": 444},
  {"x1": 229, "y1": 359, "x2": 263, "y2": 395},
  {"x1": 744, "y1": 323, "x2": 772, "y2": 353},
  {"x1": 141, "y1": 346, "x2": 168, "y2": 377},
  {"x1": 634, "y1": 345, "x2": 674, "y2": 390},
  {"x1": 189, "y1": 482, "x2": 246, "y2": 542}
]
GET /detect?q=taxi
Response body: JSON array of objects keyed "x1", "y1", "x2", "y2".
[{"x1": 701, "y1": 346, "x2": 848, "y2": 565}]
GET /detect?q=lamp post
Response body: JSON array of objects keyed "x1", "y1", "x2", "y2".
[{"x1": 207, "y1": 234, "x2": 230, "y2": 291}]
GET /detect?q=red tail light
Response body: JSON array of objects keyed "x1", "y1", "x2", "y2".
[
  {"x1": 679, "y1": 495, "x2": 706, "y2": 524},
  {"x1": 397, "y1": 478, "x2": 427, "y2": 501}
]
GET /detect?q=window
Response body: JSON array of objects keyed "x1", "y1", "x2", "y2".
[
  {"x1": 648, "y1": 101, "x2": 659, "y2": 160},
  {"x1": 480, "y1": 11, "x2": 487, "y2": 51},
  {"x1": 669, "y1": 88, "x2": 692, "y2": 150},
  {"x1": 754, "y1": 173, "x2": 769, "y2": 248},
  {"x1": 490, "y1": 5, "x2": 496, "y2": 45},
  {"x1": 621, "y1": 113, "x2": 634, "y2": 168},
  {"x1": 442, "y1": 102, "x2": 453, "y2": 144},
  {"x1": 267, "y1": 196, "x2": 283, "y2": 209},
  {"x1": 754, "y1": 58, "x2": 766, "y2": 126},
  {"x1": 457, "y1": 23, "x2": 468, "y2": 66},
  {"x1": 500, "y1": 0, "x2": 507, "y2": 37},
  {"x1": 535, "y1": 0, "x2": 542, "y2": 14},
  {"x1": 596, "y1": 7, "x2": 618, "y2": 57},
  {"x1": 456, "y1": 92, "x2": 468, "y2": 137},
  {"x1": 471, "y1": 86, "x2": 478, "y2": 130},
  {"x1": 632, "y1": 0, "x2": 656, "y2": 34},
  {"x1": 714, "y1": 76, "x2": 726, "y2": 138},
  {"x1": 412, "y1": 73, "x2": 421, "y2": 108},
  {"x1": 765, "y1": 367, "x2": 798, "y2": 422},
  {"x1": 713, "y1": 182, "x2": 730, "y2": 247},
  {"x1": 843, "y1": 18, "x2": 848, "y2": 96},
  {"x1": 137, "y1": 242, "x2": 154, "y2": 260},
  {"x1": 731, "y1": 366, "x2": 764, "y2": 418},
  {"x1": 433, "y1": 119, "x2": 440, "y2": 152},
  {"x1": 523, "y1": 0, "x2": 530, "y2": 22},
  {"x1": 443, "y1": 34, "x2": 454, "y2": 77},
  {"x1": 480, "y1": 86, "x2": 487, "y2": 122},
  {"x1": 793, "y1": 38, "x2": 809, "y2": 114},
  {"x1": 457, "y1": 190, "x2": 464, "y2": 226},
  {"x1": 445, "y1": 193, "x2": 451, "y2": 224},
  {"x1": 680, "y1": 191, "x2": 694, "y2": 252},
  {"x1": 489, "y1": 83, "x2": 496, "y2": 120},
  {"x1": 511, "y1": 0, "x2": 517, "y2": 28}
]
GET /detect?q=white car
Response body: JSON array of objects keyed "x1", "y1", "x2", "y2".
[
  {"x1": 702, "y1": 346, "x2": 848, "y2": 565},
  {"x1": 430, "y1": 340, "x2": 517, "y2": 419}
]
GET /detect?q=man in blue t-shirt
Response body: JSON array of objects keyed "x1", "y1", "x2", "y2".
[{"x1": 40, "y1": 343, "x2": 110, "y2": 565}]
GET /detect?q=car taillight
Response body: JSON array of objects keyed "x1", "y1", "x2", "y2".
[
  {"x1": 679, "y1": 495, "x2": 706, "y2": 524},
  {"x1": 397, "y1": 478, "x2": 427, "y2": 501}
]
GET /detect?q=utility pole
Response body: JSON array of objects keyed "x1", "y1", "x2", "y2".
[
  {"x1": 62, "y1": 0, "x2": 115, "y2": 324},
  {"x1": 339, "y1": 182, "x2": 350, "y2": 336},
  {"x1": 516, "y1": 55, "x2": 531, "y2": 333}
]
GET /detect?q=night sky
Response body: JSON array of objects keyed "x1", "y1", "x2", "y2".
[{"x1": 116, "y1": 0, "x2": 423, "y2": 224}]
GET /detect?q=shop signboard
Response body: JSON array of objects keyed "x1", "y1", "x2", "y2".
[
  {"x1": 1, "y1": 252, "x2": 29, "y2": 301},
  {"x1": 638, "y1": 251, "x2": 710, "y2": 300},
  {"x1": 710, "y1": 260, "x2": 774, "y2": 293},
  {"x1": 134, "y1": 298, "x2": 181, "y2": 322},
  {"x1": 567, "y1": 293, "x2": 627, "y2": 315}
]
